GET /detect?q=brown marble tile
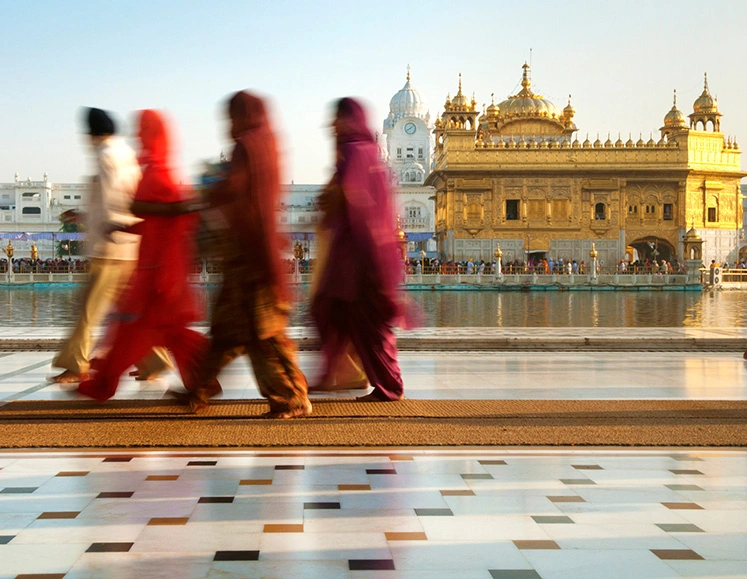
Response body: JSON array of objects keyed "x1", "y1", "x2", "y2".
[
  {"x1": 146, "y1": 475, "x2": 179, "y2": 481},
  {"x1": 339, "y1": 484, "x2": 371, "y2": 491},
  {"x1": 665, "y1": 484, "x2": 704, "y2": 491},
  {"x1": 661, "y1": 502, "x2": 704, "y2": 510},
  {"x1": 572, "y1": 465, "x2": 603, "y2": 470},
  {"x1": 651, "y1": 549, "x2": 704, "y2": 560},
  {"x1": 148, "y1": 517, "x2": 189, "y2": 526},
  {"x1": 479, "y1": 460, "x2": 507, "y2": 466},
  {"x1": 513, "y1": 540, "x2": 561, "y2": 550},
  {"x1": 15, "y1": 574, "x2": 67, "y2": 579},
  {"x1": 198, "y1": 497, "x2": 234, "y2": 503},
  {"x1": 560, "y1": 479, "x2": 596, "y2": 485},
  {"x1": 275, "y1": 465, "x2": 304, "y2": 470},
  {"x1": 547, "y1": 495, "x2": 585, "y2": 503},
  {"x1": 103, "y1": 457, "x2": 133, "y2": 463},
  {"x1": 440, "y1": 490, "x2": 476, "y2": 496},
  {"x1": 389, "y1": 455, "x2": 414, "y2": 461},
  {"x1": 240, "y1": 479, "x2": 273, "y2": 485},
  {"x1": 56, "y1": 471, "x2": 88, "y2": 477},
  {"x1": 366, "y1": 468, "x2": 397, "y2": 475},
  {"x1": 264, "y1": 524, "x2": 304, "y2": 533},
  {"x1": 37, "y1": 511, "x2": 79, "y2": 519},
  {"x1": 670, "y1": 469, "x2": 704, "y2": 475},
  {"x1": 187, "y1": 460, "x2": 217, "y2": 466},
  {"x1": 386, "y1": 532, "x2": 428, "y2": 541}
]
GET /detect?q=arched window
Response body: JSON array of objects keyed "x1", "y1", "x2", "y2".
[
  {"x1": 22, "y1": 207, "x2": 41, "y2": 215},
  {"x1": 594, "y1": 202, "x2": 606, "y2": 220}
]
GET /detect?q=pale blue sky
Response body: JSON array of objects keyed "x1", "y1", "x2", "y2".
[{"x1": 1, "y1": 0, "x2": 744, "y2": 185}]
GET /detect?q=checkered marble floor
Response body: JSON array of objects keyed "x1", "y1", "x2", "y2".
[{"x1": 0, "y1": 449, "x2": 745, "y2": 578}]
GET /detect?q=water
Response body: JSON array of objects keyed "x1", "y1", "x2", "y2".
[{"x1": 0, "y1": 284, "x2": 745, "y2": 328}]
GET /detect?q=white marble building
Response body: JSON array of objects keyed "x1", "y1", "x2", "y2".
[
  {"x1": 0, "y1": 173, "x2": 88, "y2": 259},
  {"x1": 383, "y1": 68, "x2": 437, "y2": 257}
]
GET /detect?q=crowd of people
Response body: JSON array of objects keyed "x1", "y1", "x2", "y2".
[
  {"x1": 44, "y1": 93, "x2": 408, "y2": 418},
  {"x1": 0, "y1": 258, "x2": 89, "y2": 274}
]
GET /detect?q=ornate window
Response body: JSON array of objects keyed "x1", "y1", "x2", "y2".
[
  {"x1": 663, "y1": 203, "x2": 673, "y2": 220},
  {"x1": 505, "y1": 199, "x2": 519, "y2": 220},
  {"x1": 594, "y1": 202, "x2": 606, "y2": 220}
]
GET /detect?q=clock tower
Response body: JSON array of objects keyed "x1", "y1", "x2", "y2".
[
  {"x1": 383, "y1": 67, "x2": 436, "y2": 256},
  {"x1": 383, "y1": 67, "x2": 433, "y2": 185}
]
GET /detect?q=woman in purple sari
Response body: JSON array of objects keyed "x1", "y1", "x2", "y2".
[{"x1": 312, "y1": 98, "x2": 404, "y2": 402}]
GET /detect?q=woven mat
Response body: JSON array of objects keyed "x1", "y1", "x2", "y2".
[{"x1": 2, "y1": 399, "x2": 745, "y2": 449}]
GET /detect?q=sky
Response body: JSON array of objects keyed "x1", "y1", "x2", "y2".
[{"x1": 1, "y1": 0, "x2": 745, "y2": 185}]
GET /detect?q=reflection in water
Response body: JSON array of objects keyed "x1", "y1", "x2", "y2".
[{"x1": 0, "y1": 284, "x2": 745, "y2": 328}]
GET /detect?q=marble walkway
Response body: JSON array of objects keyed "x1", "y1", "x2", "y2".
[{"x1": 0, "y1": 328, "x2": 745, "y2": 578}]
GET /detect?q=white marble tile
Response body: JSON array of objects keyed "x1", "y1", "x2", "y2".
[
  {"x1": 258, "y1": 531, "x2": 390, "y2": 560},
  {"x1": 524, "y1": 549, "x2": 682, "y2": 579},
  {"x1": 389, "y1": 539, "x2": 529, "y2": 571},
  {"x1": 131, "y1": 522, "x2": 262, "y2": 553},
  {"x1": 304, "y1": 509, "x2": 424, "y2": 534}
]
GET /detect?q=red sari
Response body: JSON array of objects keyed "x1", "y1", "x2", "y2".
[{"x1": 78, "y1": 110, "x2": 209, "y2": 402}]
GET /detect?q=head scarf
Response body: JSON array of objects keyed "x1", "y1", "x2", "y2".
[
  {"x1": 318, "y1": 97, "x2": 402, "y2": 312},
  {"x1": 137, "y1": 109, "x2": 171, "y2": 167},
  {"x1": 225, "y1": 91, "x2": 287, "y2": 299},
  {"x1": 335, "y1": 97, "x2": 374, "y2": 144}
]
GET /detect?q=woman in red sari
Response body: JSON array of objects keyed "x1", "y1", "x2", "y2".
[
  {"x1": 312, "y1": 98, "x2": 404, "y2": 402},
  {"x1": 78, "y1": 110, "x2": 210, "y2": 401}
]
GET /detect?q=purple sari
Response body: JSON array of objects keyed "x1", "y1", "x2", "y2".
[{"x1": 312, "y1": 98, "x2": 404, "y2": 401}]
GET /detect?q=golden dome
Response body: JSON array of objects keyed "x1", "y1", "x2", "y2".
[
  {"x1": 664, "y1": 89, "x2": 687, "y2": 127},
  {"x1": 684, "y1": 226, "x2": 701, "y2": 240},
  {"x1": 495, "y1": 63, "x2": 560, "y2": 121},
  {"x1": 693, "y1": 73, "x2": 719, "y2": 114}
]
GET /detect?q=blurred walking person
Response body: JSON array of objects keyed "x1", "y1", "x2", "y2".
[
  {"x1": 312, "y1": 97, "x2": 404, "y2": 402},
  {"x1": 78, "y1": 110, "x2": 209, "y2": 401},
  {"x1": 186, "y1": 91, "x2": 310, "y2": 418},
  {"x1": 51, "y1": 108, "x2": 171, "y2": 384}
]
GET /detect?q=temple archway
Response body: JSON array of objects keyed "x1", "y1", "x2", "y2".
[{"x1": 629, "y1": 236, "x2": 676, "y2": 262}]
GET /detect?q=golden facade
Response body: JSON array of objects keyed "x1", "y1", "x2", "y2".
[{"x1": 426, "y1": 67, "x2": 745, "y2": 266}]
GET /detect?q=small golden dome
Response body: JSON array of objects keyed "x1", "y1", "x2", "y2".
[
  {"x1": 486, "y1": 93, "x2": 499, "y2": 117},
  {"x1": 685, "y1": 226, "x2": 701, "y2": 240},
  {"x1": 664, "y1": 89, "x2": 687, "y2": 127},
  {"x1": 693, "y1": 73, "x2": 719, "y2": 114}
]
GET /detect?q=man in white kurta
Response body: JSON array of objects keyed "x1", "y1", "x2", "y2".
[{"x1": 51, "y1": 108, "x2": 171, "y2": 383}]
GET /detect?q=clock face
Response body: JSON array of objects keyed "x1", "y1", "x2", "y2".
[{"x1": 404, "y1": 122, "x2": 417, "y2": 135}]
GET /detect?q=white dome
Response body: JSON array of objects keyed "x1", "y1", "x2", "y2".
[{"x1": 388, "y1": 70, "x2": 428, "y2": 123}]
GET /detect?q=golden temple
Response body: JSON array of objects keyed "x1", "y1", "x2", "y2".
[{"x1": 426, "y1": 66, "x2": 745, "y2": 267}]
